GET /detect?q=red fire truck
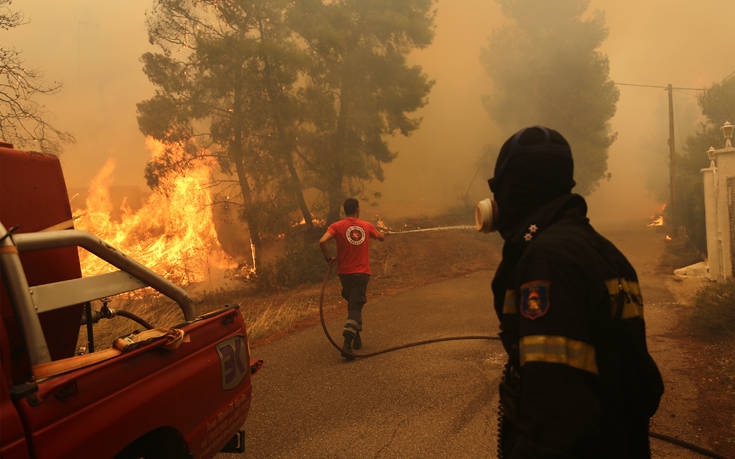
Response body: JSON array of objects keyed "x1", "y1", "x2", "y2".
[{"x1": 0, "y1": 145, "x2": 260, "y2": 458}]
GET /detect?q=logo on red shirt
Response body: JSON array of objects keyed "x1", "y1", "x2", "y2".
[{"x1": 346, "y1": 225, "x2": 366, "y2": 245}]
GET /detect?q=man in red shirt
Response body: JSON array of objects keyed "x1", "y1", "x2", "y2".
[{"x1": 319, "y1": 198, "x2": 385, "y2": 358}]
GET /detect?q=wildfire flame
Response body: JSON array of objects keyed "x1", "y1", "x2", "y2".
[
  {"x1": 74, "y1": 137, "x2": 243, "y2": 285},
  {"x1": 647, "y1": 216, "x2": 664, "y2": 227},
  {"x1": 292, "y1": 217, "x2": 326, "y2": 227},
  {"x1": 647, "y1": 204, "x2": 666, "y2": 228}
]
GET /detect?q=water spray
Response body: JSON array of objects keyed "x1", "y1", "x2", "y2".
[
  {"x1": 378, "y1": 198, "x2": 497, "y2": 236},
  {"x1": 383, "y1": 224, "x2": 476, "y2": 235}
]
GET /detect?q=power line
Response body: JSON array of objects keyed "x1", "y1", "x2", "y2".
[
  {"x1": 670, "y1": 86, "x2": 706, "y2": 91},
  {"x1": 615, "y1": 82, "x2": 668, "y2": 89},
  {"x1": 614, "y1": 81, "x2": 705, "y2": 91},
  {"x1": 611, "y1": 80, "x2": 706, "y2": 236}
]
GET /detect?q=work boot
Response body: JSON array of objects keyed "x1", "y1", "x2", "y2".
[
  {"x1": 353, "y1": 331, "x2": 362, "y2": 350},
  {"x1": 341, "y1": 332, "x2": 355, "y2": 360}
]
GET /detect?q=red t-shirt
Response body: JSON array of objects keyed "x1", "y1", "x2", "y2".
[{"x1": 327, "y1": 217, "x2": 379, "y2": 274}]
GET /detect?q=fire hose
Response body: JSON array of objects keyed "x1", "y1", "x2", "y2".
[
  {"x1": 318, "y1": 260, "x2": 499, "y2": 359},
  {"x1": 317, "y1": 256, "x2": 726, "y2": 458}
]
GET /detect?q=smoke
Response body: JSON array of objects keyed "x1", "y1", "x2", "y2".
[
  {"x1": 6, "y1": 0, "x2": 735, "y2": 228},
  {"x1": 375, "y1": 0, "x2": 735, "y2": 228},
  {"x1": 5, "y1": 1, "x2": 154, "y2": 188}
]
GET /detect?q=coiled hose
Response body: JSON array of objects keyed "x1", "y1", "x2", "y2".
[
  {"x1": 318, "y1": 263, "x2": 726, "y2": 459},
  {"x1": 318, "y1": 262, "x2": 500, "y2": 359}
]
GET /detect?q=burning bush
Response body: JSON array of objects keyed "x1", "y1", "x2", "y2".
[{"x1": 74, "y1": 137, "x2": 246, "y2": 285}]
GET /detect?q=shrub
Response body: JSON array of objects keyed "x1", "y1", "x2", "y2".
[
  {"x1": 690, "y1": 280, "x2": 735, "y2": 341},
  {"x1": 257, "y1": 237, "x2": 325, "y2": 291}
]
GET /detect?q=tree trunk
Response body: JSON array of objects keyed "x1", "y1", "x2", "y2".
[
  {"x1": 256, "y1": 16, "x2": 315, "y2": 229},
  {"x1": 327, "y1": 172, "x2": 344, "y2": 223},
  {"x1": 233, "y1": 153, "x2": 263, "y2": 271},
  {"x1": 328, "y1": 83, "x2": 349, "y2": 223},
  {"x1": 232, "y1": 82, "x2": 263, "y2": 271},
  {"x1": 284, "y1": 155, "x2": 314, "y2": 228}
]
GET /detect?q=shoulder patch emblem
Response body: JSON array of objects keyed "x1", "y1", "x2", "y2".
[{"x1": 520, "y1": 280, "x2": 551, "y2": 320}]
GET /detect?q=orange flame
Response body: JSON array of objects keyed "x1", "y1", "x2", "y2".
[
  {"x1": 74, "y1": 137, "x2": 244, "y2": 285},
  {"x1": 292, "y1": 217, "x2": 326, "y2": 227},
  {"x1": 647, "y1": 203, "x2": 666, "y2": 227},
  {"x1": 647, "y1": 216, "x2": 664, "y2": 227}
]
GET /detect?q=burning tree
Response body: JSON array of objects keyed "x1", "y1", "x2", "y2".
[
  {"x1": 137, "y1": 0, "x2": 315, "y2": 269},
  {"x1": 75, "y1": 137, "x2": 240, "y2": 285},
  {"x1": 138, "y1": 0, "x2": 436, "y2": 273}
]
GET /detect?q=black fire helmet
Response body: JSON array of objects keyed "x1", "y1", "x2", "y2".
[{"x1": 488, "y1": 126, "x2": 576, "y2": 234}]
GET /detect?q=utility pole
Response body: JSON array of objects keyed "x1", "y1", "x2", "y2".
[
  {"x1": 615, "y1": 81, "x2": 706, "y2": 237},
  {"x1": 667, "y1": 83, "x2": 677, "y2": 236}
]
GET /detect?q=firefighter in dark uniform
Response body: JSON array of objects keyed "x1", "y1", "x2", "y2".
[{"x1": 487, "y1": 126, "x2": 664, "y2": 458}]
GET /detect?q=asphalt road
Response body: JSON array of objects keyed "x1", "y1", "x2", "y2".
[
  {"x1": 225, "y1": 270, "x2": 504, "y2": 458},
  {"x1": 220, "y1": 225, "x2": 722, "y2": 458}
]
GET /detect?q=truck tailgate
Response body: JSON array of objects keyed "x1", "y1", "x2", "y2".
[{"x1": 14, "y1": 307, "x2": 253, "y2": 459}]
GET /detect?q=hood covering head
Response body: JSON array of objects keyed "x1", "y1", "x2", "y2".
[{"x1": 489, "y1": 126, "x2": 575, "y2": 237}]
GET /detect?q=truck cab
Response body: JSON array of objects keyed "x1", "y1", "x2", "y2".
[{"x1": 0, "y1": 145, "x2": 259, "y2": 458}]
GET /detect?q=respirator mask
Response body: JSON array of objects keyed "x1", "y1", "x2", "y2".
[
  {"x1": 475, "y1": 198, "x2": 499, "y2": 233},
  {"x1": 475, "y1": 176, "x2": 501, "y2": 233},
  {"x1": 475, "y1": 126, "x2": 574, "y2": 235}
]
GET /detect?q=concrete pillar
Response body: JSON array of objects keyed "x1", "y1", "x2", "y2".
[
  {"x1": 715, "y1": 153, "x2": 735, "y2": 280},
  {"x1": 701, "y1": 125, "x2": 735, "y2": 282},
  {"x1": 702, "y1": 165, "x2": 722, "y2": 280}
]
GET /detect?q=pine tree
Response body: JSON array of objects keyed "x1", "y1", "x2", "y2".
[
  {"x1": 481, "y1": 0, "x2": 618, "y2": 195},
  {"x1": 138, "y1": 0, "x2": 314, "y2": 267},
  {"x1": 290, "y1": 0, "x2": 436, "y2": 221}
]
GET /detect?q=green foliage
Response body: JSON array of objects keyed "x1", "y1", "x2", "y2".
[
  {"x1": 676, "y1": 74, "x2": 735, "y2": 253},
  {"x1": 139, "y1": 0, "x2": 436, "y2": 269},
  {"x1": 139, "y1": 0, "x2": 316, "y2": 265},
  {"x1": 289, "y1": 0, "x2": 436, "y2": 220},
  {"x1": 481, "y1": 0, "x2": 618, "y2": 195}
]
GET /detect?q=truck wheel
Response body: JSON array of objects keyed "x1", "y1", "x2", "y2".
[{"x1": 115, "y1": 427, "x2": 191, "y2": 459}]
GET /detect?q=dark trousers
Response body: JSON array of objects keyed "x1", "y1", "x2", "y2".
[{"x1": 339, "y1": 273, "x2": 369, "y2": 336}]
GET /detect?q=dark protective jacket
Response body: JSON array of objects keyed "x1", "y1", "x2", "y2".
[{"x1": 493, "y1": 194, "x2": 664, "y2": 459}]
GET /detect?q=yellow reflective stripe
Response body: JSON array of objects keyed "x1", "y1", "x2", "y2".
[
  {"x1": 604, "y1": 278, "x2": 643, "y2": 319},
  {"x1": 502, "y1": 289, "x2": 518, "y2": 314},
  {"x1": 519, "y1": 335, "x2": 599, "y2": 375}
]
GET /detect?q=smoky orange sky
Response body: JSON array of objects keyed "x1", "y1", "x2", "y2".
[{"x1": 6, "y1": 0, "x2": 735, "y2": 226}]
